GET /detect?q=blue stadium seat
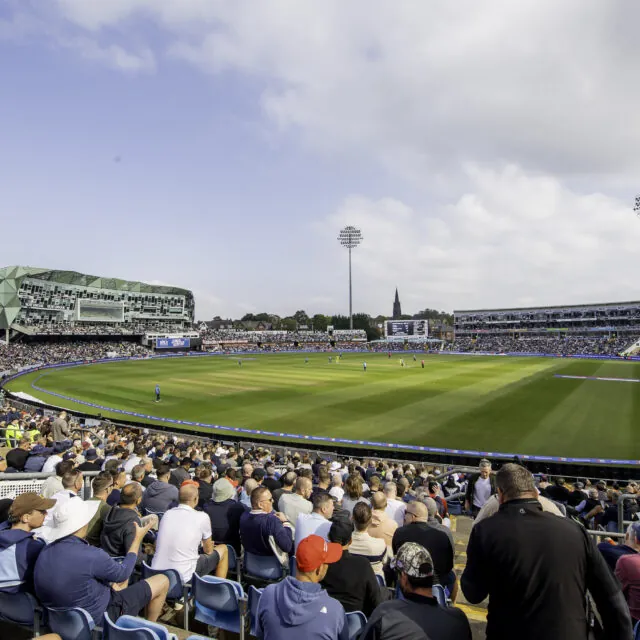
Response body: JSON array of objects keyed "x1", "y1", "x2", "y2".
[
  {"x1": 46, "y1": 606, "x2": 95, "y2": 640},
  {"x1": 289, "y1": 554, "x2": 296, "y2": 577},
  {"x1": 192, "y1": 574, "x2": 246, "y2": 637},
  {"x1": 375, "y1": 573, "x2": 386, "y2": 588},
  {"x1": 226, "y1": 544, "x2": 239, "y2": 579},
  {"x1": 345, "y1": 611, "x2": 367, "y2": 640},
  {"x1": 248, "y1": 585, "x2": 264, "y2": 637},
  {"x1": 141, "y1": 562, "x2": 190, "y2": 631},
  {"x1": 432, "y1": 584, "x2": 447, "y2": 607},
  {"x1": 103, "y1": 612, "x2": 177, "y2": 640},
  {"x1": 0, "y1": 591, "x2": 42, "y2": 634},
  {"x1": 185, "y1": 636, "x2": 209, "y2": 640},
  {"x1": 243, "y1": 551, "x2": 284, "y2": 583}
]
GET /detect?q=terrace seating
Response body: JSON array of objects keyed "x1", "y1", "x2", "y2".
[
  {"x1": 103, "y1": 613, "x2": 177, "y2": 640},
  {"x1": 345, "y1": 611, "x2": 367, "y2": 640},
  {"x1": 46, "y1": 606, "x2": 96, "y2": 640},
  {"x1": 141, "y1": 563, "x2": 190, "y2": 630},
  {"x1": 243, "y1": 551, "x2": 285, "y2": 584},
  {"x1": 192, "y1": 575, "x2": 246, "y2": 637}
]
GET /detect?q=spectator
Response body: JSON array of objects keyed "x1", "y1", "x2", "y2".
[
  {"x1": 464, "y1": 459, "x2": 495, "y2": 517},
  {"x1": 34, "y1": 499, "x2": 169, "y2": 625},
  {"x1": 280, "y1": 477, "x2": 313, "y2": 525},
  {"x1": 321, "y1": 518, "x2": 383, "y2": 617},
  {"x1": 273, "y1": 471, "x2": 296, "y2": 508},
  {"x1": 152, "y1": 484, "x2": 228, "y2": 583},
  {"x1": 76, "y1": 448, "x2": 102, "y2": 472},
  {"x1": 203, "y1": 477, "x2": 248, "y2": 554},
  {"x1": 240, "y1": 478, "x2": 259, "y2": 509},
  {"x1": 342, "y1": 475, "x2": 369, "y2": 515},
  {"x1": 140, "y1": 463, "x2": 178, "y2": 515},
  {"x1": 6, "y1": 437, "x2": 33, "y2": 472},
  {"x1": 41, "y1": 443, "x2": 66, "y2": 475},
  {"x1": 295, "y1": 492, "x2": 334, "y2": 550},
  {"x1": 598, "y1": 523, "x2": 640, "y2": 573},
  {"x1": 169, "y1": 457, "x2": 192, "y2": 488},
  {"x1": 567, "y1": 481, "x2": 587, "y2": 508},
  {"x1": 349, "y1": 502, "x2": 389, "y2": 578},
  {"x1": 239, "y1": 486, "x2": 293, "y2": 557},
  {"x1": 262, "y1": 463, "x2": 281, "y2": 493},
  {"x1": 41, "y1": 460, "x2": 74, "y2": 499},
  {"x1": 384, "y1": 482, "x2": 406, "y2": 527},
  {"x1": 368, "y1": 492, "x2": 398, "y2": 548},
  {"x1": 473, "y1": 493, "x2": 564, "y2": 525},
  {"x1": 140, "y1": 457, "x2": 155, "y2": 488},
  {"x1": 256, "y1": 534, "x2": 349, "y2": 640},
  {"x1": 86, "y1": 473, "x2": 113, "y2": 547},
  {"x1": 615, "y1": 522, "x2": 640, "y2": 624},
  {"x1": 461, "y1": 463, "x2": 632, "y2": 639},
  {"x1": 101, "y1": 483, "x2": 145, "y2": 558},
  {"x1": 310, "y1": 467, "x2": 331, "y2": 502},
  {"x1": 542, "y1": 477, "x2": 571, "y2": 503},
  {"x1": 194, "y1": 466, "x2": 214, "y2": 508},
  {"x1": 123, "y1": 447, "x2": 145, "y2": 474},
  {"x1": 106, "y1": 469, "x2": 128, "y2": 507},
  {"x1": 0, "y1": 493, "x2": 55, "y2": 594},
  {"x1": 361, "y1": 542, "x2": 471, "y2": 640},
  {"x1": 392, "y1": 500, "x2": 457, "y2": 602},
  {"x1": 37, "y1": 469, "x2": 85, "y2": 543},
  {"x1": 329, "y1": 473, "x2": 345, "y2": 503},
  {"x1": 128, "y1": 464, "x2": 147, "y2": 492},
  {"x1": 51, "y1": 411, "x2": 70, "y2": 442}
]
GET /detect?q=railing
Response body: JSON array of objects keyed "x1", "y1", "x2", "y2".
[{"x1": 0, "y1": 471, "x2": 100, "y2": 499}]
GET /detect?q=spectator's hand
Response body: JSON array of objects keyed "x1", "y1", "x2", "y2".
[
  {"x1": 275, "y1": 511, "x2": 288, "y2": 523},
  {"x1": 133, "y1": 520, "x2": 154, "y2": 540}
]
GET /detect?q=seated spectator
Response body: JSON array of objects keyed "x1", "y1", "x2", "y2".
[
  {"x1": 0, "y1": 493, "x2": 55, "y2": 594},
  {"x1": 140, "y1": 462, "x2": 178, "y2": 515},
  {"x1": 37, "y1": 469, "x2": 85, "y2": 543},
  {"x1": 361, "y1": 542, "x2": 471, "y2": 640},
  {"x1": 321, "y1": 518, "x2": 383, "y2": 617},
  {"x1": 256, "y1": 534, "x2": 349, "y2": 640},
  {"x1": 123, "y1": 447, "x2": 146, "y2": 474},
  {"x1": 86, "y1": 473, "x2": 113, "y2": 547},
  {"x1": 5, "y1": 437, "x2": 33, "y2": 472},
  {"x1": 599, "y1": 523, "x2": 640, "y2": 573},
  {"x1": 169, "y1": 457, "x2": 192, "y2": 488},
  {"x1": 295, "y1": 492, "x2": 334, "y2": 550},
  {"x1": 576, "y1": 488, "x2": 603, "y2": 523},
  {"x1": 76, "y1": 448, "x2": 103, "y2": 472},
  {"x1": 349, "y1": 502, "x2": 389, "y2": 578},
  {"x1": 240, "y1": 478, "x2": 259, "y2": 509},
  {"x1": 567, "y1": 481, "x2": 587, "y2": 508},
  {"x1": 543, "y1": 477, "x2": 571, "y2": 503},
  {"x1": 392, "y1": 500, "x2": 457, "y2": 602},
  {"x1": 127, "y1": 464, "x2": 147, "y2": 493},
  {"x1": 239, "y1": 486, "x2": 293, "y2": 557},
  {"x1": 41, "y1": 443, "x2": 67, "y2": 475},
  {"x1": 273, "y1": 471, "x2": 297, "y2": 508},
  {"x1": 106, "y1": 469, "x2": 128, "y2": 507},
  {"x1": 140, "y1": 457, "x2": 155, "y2": 488},
  {"x1": 262, "y1": 463, "x2": 281, "y2": 493},
  {"x1": 368, "y1": 492, "x2": 398, "y2": 548},
  {"x1": 101, "y1": 483, "x2": 145, "y2": 558},
  {"x1": 280, "y1": 477, "x2": 313, "y2": 526},
  {"x1": 23, "y1": 439, "x2": 52, "y2": 473},
  {"x1": 194, "y1": 466, "x2": 214, "y2": 508},
  {"x1": 342, "y1": 474, "x2": 369, "y2": 515},
  {"x1": 41, "y1": 460, "x2": 74, "y2": 499},
  {"x1": 203, "y1": 477, "x2": 248, "y2": 554},
  {"x1": 152, "y1": 484, "x2": 228, "y2": 583},
  {"x1": 34, "y1": 499, "x2": 169, "y2": 625},
  {"x1": 384, "y1": 482, "x2": 406, "y2": 527}
]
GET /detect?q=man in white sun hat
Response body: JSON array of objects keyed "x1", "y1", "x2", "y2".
[{"x1": 34, "y1": 498, "x2": 169, "y2": 625}]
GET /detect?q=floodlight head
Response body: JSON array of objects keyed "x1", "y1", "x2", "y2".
[
  {"x1": 635, "y1": 195, "x2": 640, "y2": 215},
  {"x1": 338, "y1": 225, "x2": 363, "y2": 249}
]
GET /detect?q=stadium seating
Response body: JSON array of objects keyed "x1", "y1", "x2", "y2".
[
  {"x1": 345, "y1": 611, "x2": 367, "y2": 640},
  {"x1": 243, "y1": 550, "x2": 285, "y2": 583},
  {"x1": 103, "y1": 613, "x2": 177, "y2": 640},
  {"x1": 191, "y1": 574, "x2": 246, "y2": 636},
  {"x1": 46, "y1": 606, "x2": 95, "y2": 640},
  {"x1": 140, "y1": 563, "x2": 190, "y2": 630},
  {"x1": 0, "y1": 590, "x2": 42, "y2": 634},
  {"x1": 247, "y1": 585, "x2": 264, "y2": 637}
]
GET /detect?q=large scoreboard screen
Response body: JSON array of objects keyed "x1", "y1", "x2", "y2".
[{"x1": 385, "y1": 320, "x2": 428, "y2": 337}]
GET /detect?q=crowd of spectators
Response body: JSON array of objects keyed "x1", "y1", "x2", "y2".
[
  {"x1": 200, "y1": 328, "x2": 368, "y2": 344},
  {"x1": 19, "y1": 321, "x2": 189, "y2": 336},
  {"x1": 447, "y1": 334, "x2": 635, "y2": 356},
  {"x1": 0, "y1": 406, "x2": 639, "y2": 638}
]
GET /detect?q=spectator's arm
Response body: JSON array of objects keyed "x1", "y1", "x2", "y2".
[
  {"x1": 363, "y1": 563, "x2": 383, "y2": 616},
  {"x1": 576, "y1": 499, "x2": 587, "y2": 513},
  {"x1": 91, "y1": 548, "x2": 136, "y2": 584},
  {"x1": 123, "y1": 521, "x2": 136, "y2": 552},
  {"x1": 587, "y1": 532, "x2": 633, "y2": 638},
  {"x1": 460, "y1": 527, "x2": 488, "y2": 604},
  {"x1": 272, "y1": 518, "x2": 293, "y2": 554},
  {"x1": 202, "y1": 536, "x2": 214, "y2": 555}
]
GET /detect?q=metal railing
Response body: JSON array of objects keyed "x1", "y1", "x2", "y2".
[{"x1": 0, "y1": 470, "x2": 100, "y2": 499}]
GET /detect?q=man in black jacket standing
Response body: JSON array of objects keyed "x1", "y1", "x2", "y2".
[{"x1": 462, "y1": 463, "x2": 632, "y2": 640}]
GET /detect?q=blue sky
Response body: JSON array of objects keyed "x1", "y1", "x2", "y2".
[{"x1": 3, "y1": 1, "x2": 640, "y2": 320}]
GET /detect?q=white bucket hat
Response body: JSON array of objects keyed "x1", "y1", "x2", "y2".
[
  {"x1": 329, "y1": 461, "x2": 342, "y2": 472},
  {"x1": 49, "y1": 498, "x2": 101, "y2": 542}
]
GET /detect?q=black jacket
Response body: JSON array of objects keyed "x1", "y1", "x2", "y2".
[
  {"x1": 195, "y1": 479, "x2": 213, "y2": 509},
  {"x1": 321, "y1": 550, "x2": 383, "y2": 617},
  {"x1": 360, "y1": 592, "x2": 471, "y2": 640},
  {"x1": 464, "y1": 473, "x2": 496, "y2": 508},
  {"x1": 203, "y1": 499, "x2": 248, "y2": 553},
  {"x1": 392, "y1": 523, "x2": 454, "y2": 582},
  {"x1": 461, "y1": 499, "x2": 632, "y2": 640},
  {"x1": 100, "y1": 506, "x2": 141, "y2": 557}
]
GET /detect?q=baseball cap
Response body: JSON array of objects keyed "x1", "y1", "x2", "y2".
[
  {"x1": 296, "y1": 535, "x2": 342, "y2": 572},
  {"x1": 9, "y1": 493, "x2": 56, "y2": 519},
  {"x1": 391, "y1": 542, "x2": 434, "y2": 578}
]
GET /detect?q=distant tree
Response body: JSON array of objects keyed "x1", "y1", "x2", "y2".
[
  {"x1": 253, "y1": 312, "x2": 271, "y2": 322},
  {"x1": 311, "y1": 314, "x2": 330, "y2": 332},
  {"x1": 412, "y1": 308, "x2": 454, "y2": 325},
  {"x1": 293, "y1": 310, "x2": 309, "y2": 325},
  {"x1": 330, "y1": 315, "x2": 350, "y2": 330},
  {"x1": 281, "y1": 317, "x2": 297, "y2": 331},
  {"x1": 241, "y1": 313, "x2": 255, "y2": 321}
]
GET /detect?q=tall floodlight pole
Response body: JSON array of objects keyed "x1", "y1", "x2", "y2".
[{"x1": 338, "y1": 226, "x2": 363, "y2": 329}]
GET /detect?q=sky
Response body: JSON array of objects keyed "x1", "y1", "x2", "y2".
[{"x1": 3, "y1": 1, "x2": 640, "y2": 321}]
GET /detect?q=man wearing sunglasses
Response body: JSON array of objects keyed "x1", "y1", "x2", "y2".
[{"x1": 0, "y1": 493, "x2": 56, "y2": 595}]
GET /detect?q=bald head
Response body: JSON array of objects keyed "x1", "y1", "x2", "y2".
[
  {"x1": 371, "y1": 491, "x2": 387, "y2": 511},
  {"x1": 411, "y1": 501, "x2": 428, "y2": 521},
  {"x1": 295, "y1": 476, "x2": 313, "y2": 498},
  {"x1": 179, "y1": 484, "x2": 199, "y2": 506},
  {"x1": 244, "y1": 478, "x2": 259, "y2": 497}
]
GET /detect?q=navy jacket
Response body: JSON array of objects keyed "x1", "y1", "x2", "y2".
[
  {"x1": 240, "y1": 510, "x2": 293, "y2": 556},
  {"x1": 203, "y1": 499, "x2": 247, "y2": 553},
  {"x1": 0, "y1": 523, "x2": 45, "y2": 594}
]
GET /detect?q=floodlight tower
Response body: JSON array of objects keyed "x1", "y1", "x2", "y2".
[{"x1": 338, "y1": 225, "x2": 363, "y2": 329}]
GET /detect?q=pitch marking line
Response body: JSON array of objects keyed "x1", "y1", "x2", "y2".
[{"x1": 554, "y1": 374, "x2": 640, "y2": 383}]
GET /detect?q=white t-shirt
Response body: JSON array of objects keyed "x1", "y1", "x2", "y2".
[
  {"x1": 385, "y1": 498, "x2": 407, "y2": 527},
  {"x1": 42, "y1": 455, "x2": 62, "y2": 475},
  {"x1": 152, "y1": 504, "x2": 212, "y2": 582},
  {"x1": 473, "y1": 476, "x2": 492, "y2": 508},
  {"x1": 294, "y1": 512, "x2": 331, "y2": 551},
  {"x1": 123, "y1": 456, "x2": 142, "y2": 474}
]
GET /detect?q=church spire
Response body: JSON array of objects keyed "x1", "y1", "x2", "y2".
[{"x1": 393, "y1": 288, "x2": 402, "y2": 319}]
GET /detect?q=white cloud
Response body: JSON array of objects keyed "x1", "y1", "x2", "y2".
[{"x1": 65, "y1": 37, "x2": 156, "y2": 73}]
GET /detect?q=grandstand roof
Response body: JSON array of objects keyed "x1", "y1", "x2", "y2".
[
  {"x1": 454, "y1": 300, "x2": 640, "y2": 315},
  {"x1": 0, "y1": 266, "x2": 191, "y2": 296}
]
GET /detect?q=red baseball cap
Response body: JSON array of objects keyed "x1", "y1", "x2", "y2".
[{"x1": 296, "y1": 535, "x2": 342, "y2": 572}]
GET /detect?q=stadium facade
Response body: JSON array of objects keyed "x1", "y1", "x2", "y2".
[
  {"x1": 454, "y1": 300, "x2": 640, "y2": 336},
  {"x1": 0, "y1": 266, "x2": 194, "y2": 339}
]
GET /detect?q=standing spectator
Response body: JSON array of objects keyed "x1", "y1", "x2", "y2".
[
  {"x1": 295, "y1": 492, "x2": 334, "y2": 550},
  {"x1": 240, "y1": 486, "x2": 293, "y2": 557},
  {"x1": 310, "y1": 467, "x2": 331, "y2": 502},
  {"x1": 462, "y1": 463, "x2": 632, "y2": 639},
  {"x1": 273, "y1": 471, "x2": 296, "y2": 508},
  {"x1": 194, "y1": 466, "x2": 214, "y2": 508},
  {"x1": 349, "y1": 502, "x2": 389, "y2": 579},
  {"x1": 0, "y1": 493, "x2": 55, "y2": 595},
  {"x1": 203, "y1": 477, "x2": 248, "y2": 554},
  {"x1": 256, "y1": 534, "x2": 349, "y2": 640},
  {"x1": 279, "y1": 477, "x2": 313, "y2": 526},
  {"x1": 140, "y1": 463, "x2": 178, "y2": 515},
  {"x1": 342, "y1": 474, "x2": 370, "y2": 515},
  {"x1": 392, "y1": 500, "x2": 457, "y2": 602},
  {"x1": 384, "y1": 482, "x2": 406, "y2": 527},
  {"x1": 51, "y1": 411, "x2": 70, "y2": 442},
  {"x1": 615, "y1": 522, "x2": 640, "y2": 624},
  {"x1": 262, "y1": 463, "x2": 281, "y2": 493},
  {"x1": 368, "y1": 492, "x2": 398, "y2": 548},
  {"x1": 321, "y1": 518, "x2": 383, "y2": 617},
  {"x1": 152, "y1": 484, "x2": 228, "y2": 583},
  {"x1": 360, "y1": 542, "x2": 471, "y2": 640},
  {"x1": 464, "y1": 459, "x2": 495, "y2": 517}
]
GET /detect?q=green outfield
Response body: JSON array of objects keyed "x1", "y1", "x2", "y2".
[{"x1": 6, "y1": 353, "x2": 640, "y2": 460}]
